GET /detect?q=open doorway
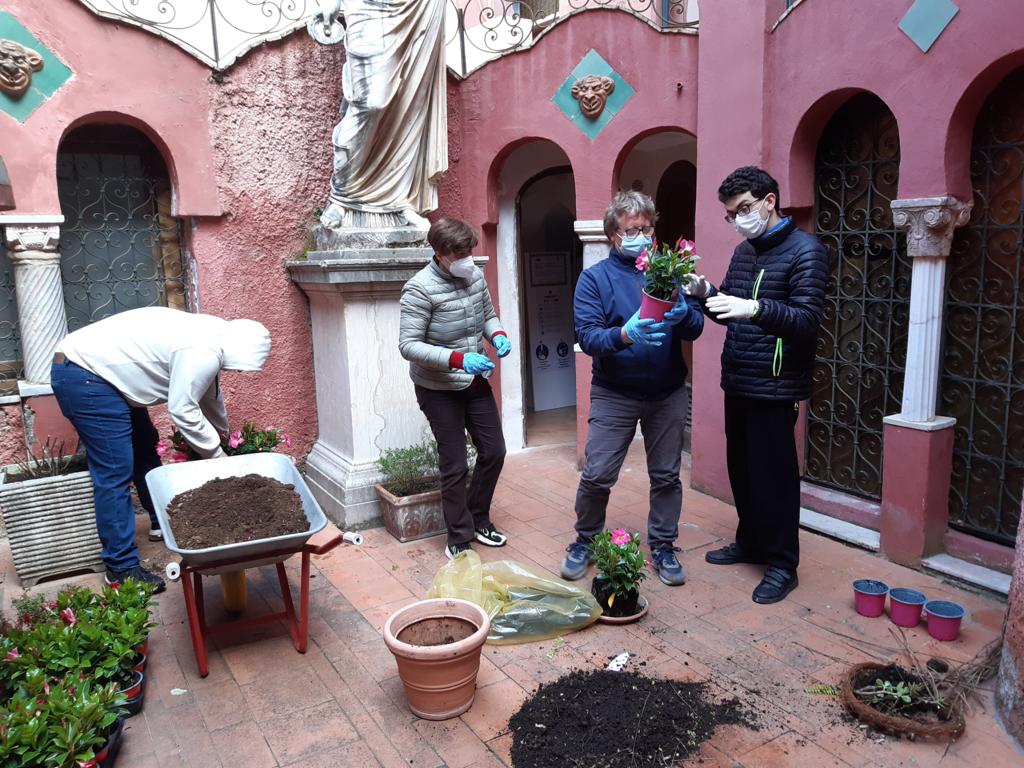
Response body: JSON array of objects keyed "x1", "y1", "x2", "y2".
[{"x1": 517, "y1": 168, "x2": 581, "y2": 447}]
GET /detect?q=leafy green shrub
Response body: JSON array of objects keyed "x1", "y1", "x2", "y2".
[{"x1": 376, "y1": 438, "x2": 478, "y2": 497}]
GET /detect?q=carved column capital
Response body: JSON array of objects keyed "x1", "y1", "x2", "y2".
[
  {"x1": 3, "y1": 224, "x2": 60, "y2": 256},
  {"x1": 890, "y1": 196, "x2": 972, "y2": 259}
]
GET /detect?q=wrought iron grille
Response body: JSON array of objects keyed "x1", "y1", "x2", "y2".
[
  {"x1": 0, "y1": 231, "x2": 23, "y2": 391},
  {"x1": 940, "y1": 68, "x2": 1024, "y2": 546},
  {"x1": 445, "y1": 0, "x2": 697, "y2": 78},
  {"x1": 806, "y1": 93, "x2": 909, "y2": 499},
  {"x1": 57, "y1": 127, "x2": 189, "y2": 333}
]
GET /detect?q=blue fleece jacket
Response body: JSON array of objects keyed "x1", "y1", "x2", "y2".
[{"x1": 574, "y1": 249, "x2": 704, "y2": 401}]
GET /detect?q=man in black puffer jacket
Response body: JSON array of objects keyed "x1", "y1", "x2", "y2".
[{"x1": 686, "y1": 166, "x2": 827, "y2": 604}]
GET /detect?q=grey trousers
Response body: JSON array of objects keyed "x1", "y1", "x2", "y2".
[{"x1": 574, "y1": 384, "x2": 688, "y2": 549}]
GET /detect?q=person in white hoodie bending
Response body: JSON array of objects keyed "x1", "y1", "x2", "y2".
[{"x1": 50, "y1": 307, "x2": 271, "y2": 592}]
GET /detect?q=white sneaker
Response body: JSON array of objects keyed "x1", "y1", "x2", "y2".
[{"x1": 148, "y1": 527, "x2": 164, "y2": 542}]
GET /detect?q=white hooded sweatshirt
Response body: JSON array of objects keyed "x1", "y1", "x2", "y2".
[{"x1": 57, "y1": 307, "x2": 271, "y2": 457}]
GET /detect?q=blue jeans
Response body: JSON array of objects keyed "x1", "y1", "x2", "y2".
[{"x1": 50, "y1": 360, "x2": 162, "y2": 571}]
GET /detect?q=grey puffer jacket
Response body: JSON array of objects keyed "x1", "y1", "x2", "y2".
[{"x1": 399, "y1": 259, "x2": 504, "y2": 391}]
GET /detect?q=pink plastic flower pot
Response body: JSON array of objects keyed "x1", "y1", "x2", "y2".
[
  {"x1": 924, "y1": 600, "x2": 965, "y2": 641},
  {"x1": 888, "y1": 588, "x2": 926, "y2": 627},
  {"x1": 852, "y1": 579, "x2": 888, "y2": 618},
  {"x1": 639, "y1": 291, "x2": 675, "y2": 322}
]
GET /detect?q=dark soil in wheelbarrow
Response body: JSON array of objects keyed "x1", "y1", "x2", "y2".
[
  {"x1": 509, "y1": 669, "x2": 756, "y2": 767},
  {"x1": 166, "y1": 474, "x2": 307, "y2": 549}
]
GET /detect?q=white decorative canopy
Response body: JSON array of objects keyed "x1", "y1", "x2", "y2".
[{"x1": 75, "y1": 0, "x2": 315, "y2": 70}]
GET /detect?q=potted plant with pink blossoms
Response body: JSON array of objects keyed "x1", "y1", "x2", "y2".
[
  {"x1": 157, "y1": 420, "x2": 292, "y2": 463},
  {"x1": 590, "y1": 528, "x2": 648, "y2": 622},
  {"x1": 635, "y1": 238, "x2": 700, "y2": 321}
]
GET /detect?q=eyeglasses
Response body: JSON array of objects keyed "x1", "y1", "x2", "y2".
[
  {"x1": 724, "y1": 197, "x2": 765, "y2": 223},
  {"x1": 618, "y1": 225, "x2": 654, "y2": 238}
]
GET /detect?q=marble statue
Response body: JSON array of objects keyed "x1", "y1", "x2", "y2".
[{"x1": 310, "y1": 0, "x2": 448, "y2": 235}]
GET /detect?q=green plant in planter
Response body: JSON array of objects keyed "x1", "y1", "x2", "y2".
[
  {"x1": 5, "y1": 439, "x2": 84, "y2": 482},
  {"x1": 0, "y1": 669, "x2": 125, "y2": 768},
  {"x1": 590, "y1": 528, "x2": 647, "y2": 615},
  {"x1": 377, "y1": 438, "x2": 478, "y2": 497}
]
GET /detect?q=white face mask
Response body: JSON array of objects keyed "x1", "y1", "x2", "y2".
[
  {"x1": 448, "y1": 256, "x2": 475, "y2": 279},
  {"x1": 733, "y1": 201, "x2": 770, "y2": 239}
]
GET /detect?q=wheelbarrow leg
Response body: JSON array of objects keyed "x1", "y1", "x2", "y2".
[
  {"x1": 298, "y1": 550, "x2": 311, "y2": 654},
  {"x1": 180, "y1": 568, "x2": 210, "y2": 677},
  {"x1": 276, "y1": 562, "x2": 303, "y2": 652}
]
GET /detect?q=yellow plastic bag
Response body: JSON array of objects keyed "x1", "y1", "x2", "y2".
[{"x1": 427, "y1": 551, "x2": 602, "y2": 644}]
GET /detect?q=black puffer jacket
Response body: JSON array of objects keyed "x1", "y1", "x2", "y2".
[{"x1": 703, "y1": 219, "x2": 827, "y2": 401}]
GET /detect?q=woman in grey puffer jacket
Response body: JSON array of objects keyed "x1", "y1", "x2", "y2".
[{"x1": 399, "y1": 218, "x2": 511, "y2": 559}]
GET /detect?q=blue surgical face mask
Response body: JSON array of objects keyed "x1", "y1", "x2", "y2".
[{"x1": 619, "y1": 233, "x2": 652, "y2": 258}]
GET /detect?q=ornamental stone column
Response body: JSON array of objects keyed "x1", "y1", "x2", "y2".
[
  {"x1": 572, "y1": 219, "x2": 611, "y2": 466},
  {"x1": 0, "y1": 215, "x2": 69, "y2": 385},
  {"x1": 879, "y1": 197, "x2": 971, "y2": 565}
]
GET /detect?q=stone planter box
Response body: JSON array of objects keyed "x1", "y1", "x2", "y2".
[
  {"x1": 0, "y1": 467, "x2": 104, "y2": 586},
  {"x1": 374, "y1": 483, "x2": 446, "y2": 543}
]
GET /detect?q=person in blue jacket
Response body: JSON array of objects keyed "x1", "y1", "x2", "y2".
[{"x1": 560, "y1": 190, "x2": 704, "y2": 586}]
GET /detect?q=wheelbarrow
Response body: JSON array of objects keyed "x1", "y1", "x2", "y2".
[{"x1": 145, "y1": 453, "x2": 361, "y2": 677}]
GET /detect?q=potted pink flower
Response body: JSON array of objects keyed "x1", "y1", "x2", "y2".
[
  {"x1": 636, "y1": 237, "x2": 699, "y2": 321},
  {"x1": 590, "y1": 528, "x2": 648, "y2": 620},
  {"x1": 157, "y1": 420, "x2": 292, "y2": 463}
]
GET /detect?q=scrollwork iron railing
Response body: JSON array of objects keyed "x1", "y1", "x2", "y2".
[
  {"x1": 56, "y1": 145, "x2": 189, "y2": 333},
  {"x1": 940, "y1": 68, "x2": 1024, "y2": 546},
  {"x1": 445, "y1": 0, "x2": 698, "y2": 77},
  {"x1": 806, "y1": 93, "x2": 909, "y2": 500}
]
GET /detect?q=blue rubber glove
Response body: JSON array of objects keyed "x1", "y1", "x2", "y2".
[
  {"x1": 462, "y1": 353, "x2": 496, "y2": 375},
  {"x1": 492, "y1": 335, "x2": 512, "y2": 358},
  {"x1": 661, "y1": 297, "x2": 693, "y2": 327},
  {"x1": 622, "y1": 310, "x2": 666, "y2": 346}
]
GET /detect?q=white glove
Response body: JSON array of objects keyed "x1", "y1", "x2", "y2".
[
  {"x1": 706, "y1": 293, "x2": 758, "y2": 320},
  {"x1": 683, "y1": 275, "x2": 712, "y2": 299}
]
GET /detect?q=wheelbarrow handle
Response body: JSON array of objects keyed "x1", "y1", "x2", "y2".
[{"x1": 304, "y1": 533, "x2": 343, "y2": 555}]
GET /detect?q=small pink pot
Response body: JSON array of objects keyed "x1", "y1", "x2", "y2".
[
  {"x1": 924, "y1": 600, "x2": 965, "y2": 641},
  {"x1": 888, "y1": 588, "x2": 926, "y2": 628},
  {"x1": 852, "y1": 579, "x2": 888, "y2": 618},
  {"x1": 639, "y1": 291, "x2": 675, "y2": 322}
]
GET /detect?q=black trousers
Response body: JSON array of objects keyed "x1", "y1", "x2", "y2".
[
  {"x1": 415, "y1": 378, "x2": 506, "y2": 546},
  {"x1": 724, "y1": 395, "x2": 800, "y2": 571}
]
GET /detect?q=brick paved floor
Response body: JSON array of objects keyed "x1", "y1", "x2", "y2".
[{"x1": 2, "y1": 442, "x2": 1021, "y2": 766}]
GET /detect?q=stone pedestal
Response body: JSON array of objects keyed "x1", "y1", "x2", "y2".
[
  {"x1": 0, "y1": 215, "x2": 68, "y2": 385},
  {"x1": 288, "y1": 246, "x2": 490, "y2": 529}
]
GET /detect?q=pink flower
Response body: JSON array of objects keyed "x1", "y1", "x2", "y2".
[
  {"x1": 77, "y1": 760, "x2": 97, "y2": 768},
  {"x1": 155, "y1": 439, "x2": 170, "y2": 457},
  {"x1": 610, "y1": 528, "x2": 631, "y2": 547},
  {"x1": 169, "y1": 452, "x2": 189, "y2": 464},
  {"x1": 48, "y1": 600, "x2": 57, "y2": 610},
  {"x1": 5, "y1": 648, "x2": 19, "y2": 661},
  {"x1": 60, "y1": 608, "x2": 76, "y2": 626},
  {"x1": 265, "y1": 424, "x2": 276, "y2": 431},
  {"x1": 228, "y1": 431, "x2": 243, "y2": 449},
  {"x1": 635, "y1": 253, "x2": 650, "y2": 272},
  {"x1": 282, "y1": 434, "x2": 292, "y2": 448}
]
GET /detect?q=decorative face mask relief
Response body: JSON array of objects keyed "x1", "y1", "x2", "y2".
[
  {"x1": 571, "y1": 75, "x2": 616, "y2": 119},
  {"x1": 0, "y1": 39, "x2": 43, "y2": 98}
]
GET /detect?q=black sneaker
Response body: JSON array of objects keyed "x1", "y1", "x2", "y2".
[
  {"x1": 705, "y1": 542, "x2": 762, "y2": 566},
  {"x1": 474, "y1": 524, "x2": 508, "y2": 547},
  {"x1": 148, "y1": 526, "x2": 164, "y2": 542},
  {"x1": 445, "y1": 542, "x2": 473, "y2": 560},
  {"x1": 752, "y1": 567, "x2": 798, "y2": 604},
  {"x1": 105, "y1": 565, "x2": 166, "y2": 594}
]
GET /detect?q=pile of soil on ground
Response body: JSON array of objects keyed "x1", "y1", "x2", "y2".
[
  {"x1": 166, "y1": 474, "x2": 307, "y2": 549},
  {"x1": 397, "y1": 617, "x2": 477, "y2": 646},
  {"x1": 509, "y1": 669, "x2": 755, "y2": 767}
]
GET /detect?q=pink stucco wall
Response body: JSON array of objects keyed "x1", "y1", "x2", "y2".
[
  {"x1": 998, "y1": 500, "x2": 1024, "y2": 748},
  {"x1": 0, "y1": 3, "x2": 339, "y2": 459}
]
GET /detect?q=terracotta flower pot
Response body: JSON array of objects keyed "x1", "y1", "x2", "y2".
[
  {"x1": 383, "y1": 598, "x2": 489, "y2": 721},
  {"x1": 639, "y1": 291, "x2": 675, "y2": 322}
]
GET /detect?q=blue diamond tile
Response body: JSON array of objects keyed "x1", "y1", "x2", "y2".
[
  {"x1": 552, "y1": 49, "x2": 635, "y2": 141},
  {"x1": 898, "y1": 0, "x2": 959, "y2": 53},
  {"x1": 0, "y1": 12, "x2": 73, "y2": 123}
]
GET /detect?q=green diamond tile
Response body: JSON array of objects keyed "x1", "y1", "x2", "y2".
[
  {"x1": 0, "y1": 12, "x2": 73, "y2": 123},
  {"x1": 552, "y1": 49, "x2": 635, "y2": 141},
  {"x1": 898, "y1": 0, "x2": 959, "y2": 53}
]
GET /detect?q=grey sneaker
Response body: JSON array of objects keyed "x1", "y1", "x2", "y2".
[
  {"x1": 560, "y1": 541, "x2": 591, "y2": 580},
  {"x1": 651, "y1": 545, "x2": 686, "y2": 586}
]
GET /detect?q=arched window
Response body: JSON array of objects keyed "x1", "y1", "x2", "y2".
[
  {"x1": 56, "y1": 124, "x2": 188, "y2": 332},
  {"x1": 940, "y1": 67, "x2": 1024, "y2": 545},
  {"x1": 806, "y1": 92, "x2": 910, "y2": 499}
]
